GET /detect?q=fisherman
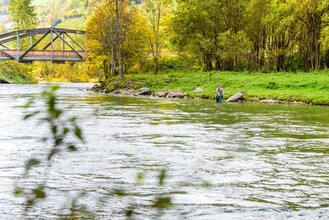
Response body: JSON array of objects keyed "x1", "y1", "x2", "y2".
[{"x1": 215, "y1": 83, "x2": 224, "y2": 103}]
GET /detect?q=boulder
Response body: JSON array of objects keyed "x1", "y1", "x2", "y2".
[
  {"x1": 193, "y1": 87, "x2": 203, "y2": 93},
  {"x1": 91, "y1": 83, "x2": 104, "y2": 92},
  {"x1": 260, "y1": 98, "x2": 278, "y2": 104},
  {"x1": 124, "y1": 83, "x2": 133, "y2": 89},
  {"x1": 227, "y1": 91, "x2": 246, "y2": 102},
  {"x1": 155, "y1": 90, "x2": 171, "y2": 97},
  {"x1": 113, "y1": 89, "x2": 121, "y2": 94},
  {"x1": 138, "y1": 87, "x2": 152, "y2": 96},
  {"x1": 166, "y1": 90, "x2": 186, "y2": 98}
]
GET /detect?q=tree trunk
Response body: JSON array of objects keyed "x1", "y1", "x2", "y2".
[
  {"x1": 276, "y1": 55, "x2": 284, "y2": 72},
  {"x1": 215, "y1": 57, "x2": 221, "y2": 71},
  {"x1": 203, "y1": 54, "x2": 213, "y2": 71},
  {"x1": 111, "y1": 45, "x2": 116, "y2": 76},
  {"x1": 324, "y1": 50, "x2": 329, "y2": 68},
  {"x1": 115, "y1": 0, "x2": 123, "y2": 80},
  {"x1": 153, "y1": 57, "x2": 158, "y2": 74}
]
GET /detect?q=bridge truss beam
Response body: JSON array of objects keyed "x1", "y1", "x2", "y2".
[{"x1": 0, "y1": 28, "x2": 87, "y2": 63}]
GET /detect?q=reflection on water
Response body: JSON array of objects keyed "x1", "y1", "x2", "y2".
[{"x1": 0, "y1": 83, "x2": 329, "y2": 219}]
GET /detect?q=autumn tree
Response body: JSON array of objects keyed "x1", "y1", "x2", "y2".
[
  {"x1": 86, "y1": 0, "x2": 148, "y2": 81},
  {"x1": 141, "y1": 0, "x2": 173, "y2": 74}
]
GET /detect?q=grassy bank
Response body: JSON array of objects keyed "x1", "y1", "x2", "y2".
[
  {"x1": 104, "y1": 70, "x2": 329, "y2": 105},
  {"x1": 0, "y1": 62, "x2": 37, "y2": 84}
]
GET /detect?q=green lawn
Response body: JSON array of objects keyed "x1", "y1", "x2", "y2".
[{"x1": 105, "y1": 70, "x2": 329, "y2": 105}]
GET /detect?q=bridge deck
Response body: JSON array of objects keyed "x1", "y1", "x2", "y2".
[{"x1": 0, "y1": 50, "x2": 87, "y2": 62}]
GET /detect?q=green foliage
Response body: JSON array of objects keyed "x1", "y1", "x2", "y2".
[
  {"x1": 168, "y1": 0, "x2": 329, "y2": 72},
  {"x1": 14, "y1": 85, "x2": 85, "y2": 216},
  {"x1": 85, "y1": 0, "x2": 149, "y2": 80},
  {"x1": 8, "y1": 0, "x2": 38, "y2": 30},
  {"x1": 24, "y1": 158, "x2": 40, "y2": 174},
  {"x1": 14, "y1": 85, "x2": 178, "y2": 218},
  {"x1": 0, "y1": 61, "x2": 37, "y2": 84},
  {"x1": 30, "y1": 62, "x2": 96, "y2": 83},
  {"x1": 152, "y1": 196, "x2": 172, "y2": 209}
]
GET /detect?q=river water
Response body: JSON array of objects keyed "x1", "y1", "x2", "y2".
[{"x1": 0, "y1": 83, "x2": 329, "y2": 219}]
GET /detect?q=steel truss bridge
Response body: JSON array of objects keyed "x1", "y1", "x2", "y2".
[{"x1": 0, "y1": 28, "x2": 87, "y2": 63}]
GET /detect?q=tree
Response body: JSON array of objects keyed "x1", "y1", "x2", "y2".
[
  {"x1": 8, "y1": 0, "x2": 37, "y2": 30},
  {"x1": 86, "y1": 0, "x2": 148, "y2": 81},
  {"x1": 171, "y1": 0, "x2": 220, "y2": 71},
  {"x1": 260, "y1": 0, "x2": 298, "y2": 72},
  {"x1": 172, "y1": 0, "x2": 251, "y2": 71},
  {"x1": 294, "y1": 0, "x2": 329, "y2": 71},
  {"x1": 142, "y1": 0, "x2": 173, "y2": 74}
]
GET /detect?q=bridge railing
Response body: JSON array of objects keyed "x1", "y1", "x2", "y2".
[{"x1": 0, "y1": 50, "x2": 87, "y2": 61}]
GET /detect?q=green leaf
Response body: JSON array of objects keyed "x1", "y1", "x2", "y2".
[
  {"x1": 13, "y1": 186, "x2": 23, "y2": 196},
  {"x1": 75, "y1": 126, "x2": 83, "y2": 140},
  {"x1": 158, "y1": 169, "x2": 166, "y2": 186},
  {"x1": 125, "y1": 209, "x2": 134, "y2": 217},
  {"x1": 32, "y1": 187, "x2": 46, "y2": 199},
  {"x1": 63, "y1": 127, "x2": 70, "y2": 136},
  {"x1": 55, "y1": 137, "x2": 63, "y2": 146},
  {"x1": 112, "y1": 189, "x2": 127, "y2": 197},
  {"x1": 26, "y1": 199, "x2": 35, "y2": 207},
  {"x1": 48, "y1": 148, "x2": 59, "y2": 161},
  {"x1": 52, "y1": 125, "x2": 57, "y2": 135},
  {"x1": 136, "y1": 172, "x2": 145, "y2": 185},
  {"x1": 25, "y1": 158, "x2": 40, "y2": 173},
  {"x1": 69, "y1": 116, "x2": 78, "y2": 123},
  {"x1": 67, "y1": 145, "x2": 77, "y2": 152},
  {"x1": 23, "y1": 111, "x2": 40, "y2": 120},
  {"x1": 152, "y1": 197, "x2": 172, "y2": 209},
  {"x1": 22, "y1": 100, "x2": 34, "y2": 109}
]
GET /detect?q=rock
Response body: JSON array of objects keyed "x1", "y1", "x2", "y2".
[
  {"x1": 124, "y1": 83, "x2": 133, "y2": 89},
  {"x1": 155, "y1": 90, "x2": 171, "y2": 97},
  {"x1": 91, "y1": 83, "x2": 104, "y2": 92},
  {"x1": 138, "y1": 87, "x2": 152, "y2": 96},
  {"x1": 113, "y1": 90, "x2": 121, "y2": 94},
  {"x1": 227, "y1": 91, "x2": 246, "y2": 102},
  {"x1": 260, "y1": 98, "x2": 278, "y2": 104},
  {"x1": 193, "y1": 87, "x2": 203, "y2": 93},
  {"x1": 166, "y1": 90, "x2": 186, "y2": 98}
]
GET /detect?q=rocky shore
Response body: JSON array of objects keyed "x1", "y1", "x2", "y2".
[
  {"x1": 90, "y1": 83, "x2": 250, "y2": 102},
  {"x1": 91, "y1": 83, "x2": 188, "y2": 99},
  {"x1": 90, "y1": 82, "x2": 318, "y2": 106}
]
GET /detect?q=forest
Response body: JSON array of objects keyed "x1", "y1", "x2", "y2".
[
  {"x1": 2, "y1": 0, "x2": 329, "y2": 98},
  {"x1": 84, "y1": 0, "x2": 329, "y2": 79}
]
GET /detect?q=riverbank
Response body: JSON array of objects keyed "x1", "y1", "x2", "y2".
[
  {"x1": 0, "y1": 62, "x2": 37, "y2": 84},
  {"x1": 94, "y1": 70, "x2": 329, "y2": 105}
]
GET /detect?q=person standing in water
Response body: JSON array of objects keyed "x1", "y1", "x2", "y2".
[{"x1": 215, "y1": 83, "x2": 224, "y2": 103}]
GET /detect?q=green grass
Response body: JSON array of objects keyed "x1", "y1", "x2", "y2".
[{"x1": 105, "y1": 70, "x2": 329, "y2": 105}]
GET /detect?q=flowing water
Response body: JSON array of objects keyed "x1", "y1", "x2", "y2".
[{"x1": 0, "y1": 83, "x2": 329, "y2": 219}]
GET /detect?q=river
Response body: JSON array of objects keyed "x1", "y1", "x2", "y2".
[{"x1": 0, "y1": 83, "x2": 329, "y2": 219}]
